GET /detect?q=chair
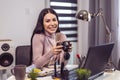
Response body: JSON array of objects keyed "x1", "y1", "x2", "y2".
[
  {"x1": 15, "y1": 45, "x2": 32, "y2": 66},
  {"x1": 118, "y1": 59, "x2": 120, "y2": 70}
]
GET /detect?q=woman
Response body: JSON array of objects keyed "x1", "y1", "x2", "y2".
[{"x1": 27, "y1": 8, "x2": 71, "y2": 71}]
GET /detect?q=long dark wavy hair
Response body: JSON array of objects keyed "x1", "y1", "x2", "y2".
[
  {"x1": 33, "y1": 8, "x2": 60, "y2": 34},
  {"x1": 29, "y1": 8, "x2": 60, "y2": 65}
]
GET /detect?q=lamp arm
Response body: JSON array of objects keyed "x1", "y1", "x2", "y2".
[
  {"x1": 94, "y1": 8, "x2": 111, "y2": 43},
  {"x1": 100, "y1": 14, "x2": 112, "y2": 43}
]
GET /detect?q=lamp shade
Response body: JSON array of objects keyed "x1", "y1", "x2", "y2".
[
  {"x1": 76, "y1": 8, "x2": 111, "y2": 43},
  {"x1": 76, "y1": 10, "x2": 91, "y2": 21}
]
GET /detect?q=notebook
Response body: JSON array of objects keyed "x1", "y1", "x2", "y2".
[{"x1": 83, "y1": 43, "x2": 114, "y2": 76}]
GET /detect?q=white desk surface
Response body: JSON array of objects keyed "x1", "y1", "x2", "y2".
[
  {"x1": 7, "y1": 75, "x2": 53, "y2": 80},
  {"x1": 95, "y1": 70, "x2": 120, "y2": 80},
  {"x1": 7, "y1": 65, "x2": 78, "y2": 80}
]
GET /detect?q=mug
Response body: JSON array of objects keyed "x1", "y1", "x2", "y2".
[{"x1": 11, "y1": 65, "x2": 26, "y2": 80}]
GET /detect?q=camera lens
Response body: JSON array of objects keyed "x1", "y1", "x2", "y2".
[
  {"x1": 62, "y1": 41, "x2": 71, "y2": 52},
  {"x1": 64, "y1": 53, "x2": 70, "y2": 60}
]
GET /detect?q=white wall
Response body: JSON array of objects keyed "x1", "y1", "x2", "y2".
[
  {"x1": 0, "y1": 0, "x2": 45, "y2": 47},
  {"x1": 0, "y1": 0, "x2": 46, "y2": 79},
  {"x1": 77, "y1": 0, "x2": 89, "y2": 56}
]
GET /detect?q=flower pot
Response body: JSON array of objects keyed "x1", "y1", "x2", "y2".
[
  {"x1": 77, "y1": 76, "x2": 88, "y2": 80},
  {"x1": 76, "y1": 68, "x2": 91, "y2": 80}
]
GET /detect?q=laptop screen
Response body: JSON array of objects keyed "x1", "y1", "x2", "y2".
[{"x1": 83, "y1": 43, "x2": 114, "y2": 76}]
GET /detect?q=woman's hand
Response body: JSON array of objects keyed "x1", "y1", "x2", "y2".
[
  {"x1": 68, "y1": 42, "x2": 72, "y2": 52},
  {"x1": 51, "y1": 45, "x2": 63, "y2": 55}
]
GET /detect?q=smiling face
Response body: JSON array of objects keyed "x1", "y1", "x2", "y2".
[{"x1": 43, "y1": 13, "x2": 58, "y2": 34}]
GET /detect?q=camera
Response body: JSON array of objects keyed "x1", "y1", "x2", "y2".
[
  {"x1": 57, "y1": 41, "x2": 71, "y2": 60},
  {"x1": 56, "y1": 41, "x2": 71, "y2": 52}
]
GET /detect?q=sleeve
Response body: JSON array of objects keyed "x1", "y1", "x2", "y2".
[{"x1": 32, "y1": 34, "x2": 54, "y2": 68}]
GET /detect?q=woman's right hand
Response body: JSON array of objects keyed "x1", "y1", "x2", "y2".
[{"x1": 51, "y1": 45, "x2": 63, "y2": 55}]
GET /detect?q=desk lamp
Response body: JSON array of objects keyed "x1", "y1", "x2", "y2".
[
  {"x1": 75, "y1": 8, "x2": 111, "y2": 43},
  {"x1": 75, "y1": 8, "x2": 115, "y2": 70}
]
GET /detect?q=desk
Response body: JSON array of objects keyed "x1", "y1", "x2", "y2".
[
  {"x1": 7, "y1": 65, "x2": 78, "y2": 80},
  {"x1": 8, "y1": 65, "x2": 120, "y2": 80},
  {"x1": 7, "y1": 75, "x2": 53, "y2": 80},
  {"x1": 94, "y1": 70, "x2": 120, "y2": 80}
]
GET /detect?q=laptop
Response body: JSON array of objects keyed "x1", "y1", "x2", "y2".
[{"x1": 83, "y1": 43, "x2": 114, "y2": 77}]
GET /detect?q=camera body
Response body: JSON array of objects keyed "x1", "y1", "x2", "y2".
[
  {"x1": 57, "y1": 41, "x2": 71, "y2": 52},
  {"x1": 57, "y1": 41, "x2": 71, "y2": 60}
]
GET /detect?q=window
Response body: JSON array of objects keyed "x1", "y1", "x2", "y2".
[
  {"x1": 50, "y1": 0, "x2": 78, "y2": 42},
  {"x1": 49, "y1": 0, "x2": 78, "y2": 64}
]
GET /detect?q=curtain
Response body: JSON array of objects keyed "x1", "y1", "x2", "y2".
[
  {"x1": 89, "y1": 0, "x2": 119, "y2": 66},
  {"x1": 89, "y1": 0, "x2": 112, "y2": 46},
  {"x1": 111, "y1": 0, "x2": 119, "y2": 67}
]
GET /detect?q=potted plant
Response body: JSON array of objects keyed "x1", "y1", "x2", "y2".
[
  {"x1": 76, "y1": 68, "x2": 91, "y2": 80},
  {"x1": 28, "y1": 68, "x2": 41, "y2": 80}
]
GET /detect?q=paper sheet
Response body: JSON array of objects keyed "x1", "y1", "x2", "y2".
[{"x1": 37, "y1": 76, "x2": 53, "y2": 80}]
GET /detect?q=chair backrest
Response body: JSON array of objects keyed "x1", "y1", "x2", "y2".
[
  {"x1": 118, "y1": 59, "x2": 120, "y2": 70},
  {"x1": 15, "y1": 45, "x2": 32, "y2": 66}
]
